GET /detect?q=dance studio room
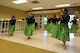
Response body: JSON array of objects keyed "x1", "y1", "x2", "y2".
[{"x1": 0, "y1": 0, "x2": 80, "y2": 53}]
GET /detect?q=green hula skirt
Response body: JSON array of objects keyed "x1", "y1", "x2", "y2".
[
  {"x1": 55, "y1": 23, "x2": 70, "y2": 41},
  {"x1": 50, "y1": 23, "x2": 58, "y2": 36},
  {"x1": 24, "y1": 23, "x2": 34, "y2": 36},
  {"x1": 8, "y1": 24, "x2": 15, "y2": 34},
  {"x1": 70, "y1": 24, "x2": 78, "y2": 34}
]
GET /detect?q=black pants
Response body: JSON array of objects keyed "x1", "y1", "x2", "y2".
[{"x1": 35, "y1": 23, "x2": 38, "y2": 29}]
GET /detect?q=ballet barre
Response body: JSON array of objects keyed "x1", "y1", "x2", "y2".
[{"x1": 0, "y1": 20, "x2": 26, "y2": 35}]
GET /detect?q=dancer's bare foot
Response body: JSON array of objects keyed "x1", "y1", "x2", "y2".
[
  {"x1": 62, "y1": 41, "x2": 67, "y2": 50},
  {"x1": 62, "y1": 44, "x2": 67, "y2": 50},
  {"x1": 27, "y1": 37, "x2": 30, "y2": 40},
  {"x1": 64, "y1": 45, "x2": 67, "y2": 50},
  {"x1": 8, "y1": 34, "x2": 13, "y2": 37},
  {"x1": 8, "y1": 34, "x2": 12, "y2": 37},
  {"x1": 11, "y1": 34, "x2": 13, "y2": 36},
  {"x1": 25, "y1": 36, "x2": 31, "y2": 41}
]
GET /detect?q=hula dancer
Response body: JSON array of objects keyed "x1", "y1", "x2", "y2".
[
  {"x1": 8, "y1": 16, "x2": 16, "y2": 36},
  {"x1": 48, "y1": 15, "x2": 54, "y2": 36},
  {"x1": 24, "y1": 13, "x2": 35, "y2": 40},
  {"x1": 51, "y1": 14, "x2": 59, "y2": 37},
  {"x1": 70, "y1": 16, "x2": 78, "y2": 34},
  {"x1": 55, "y1": 8, "x2": 70, "y2": 49}
]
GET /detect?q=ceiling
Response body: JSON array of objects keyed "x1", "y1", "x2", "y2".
[
  {"x1": 0, "y1": 0, "x2": 80, "y2": 11},
  {"x1": 30, "y1": 9, "x2": 61, "y2": 14}
]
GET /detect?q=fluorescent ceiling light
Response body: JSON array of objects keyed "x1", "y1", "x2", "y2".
[
  {"x1": 32, "y1": 7, "x2": 43, "y2": 10},
  {"x1": 55, "y1": 4, "x2": 70, "y2": 7},
  {"x1": 12, "y1": 0, "x2": 28, "y2": 4}
]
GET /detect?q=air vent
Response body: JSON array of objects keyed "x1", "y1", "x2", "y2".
[{"x1": 31, "y1": 1, "x2": 40, "y2": 4}]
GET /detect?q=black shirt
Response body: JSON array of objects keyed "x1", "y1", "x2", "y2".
[
  {"x1": 47, "y1": 18, "x2": 51, "y2": 23},
  {"x1": 26, "y1": 16, "x2": 35, "y2": 24},
  {"x1": 9, "y1": 19, "x2": 16, "y2": 25},
  {"x1": 61, "y1": 14, "x2": 70, "y2": 24},
  {"x1": 51, "y1": 18, "x2": 60, "y2": 24}
]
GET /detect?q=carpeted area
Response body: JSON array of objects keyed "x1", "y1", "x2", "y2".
[{"x1": 0, "y1": 39, "x2": 56, "y2": 53}]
